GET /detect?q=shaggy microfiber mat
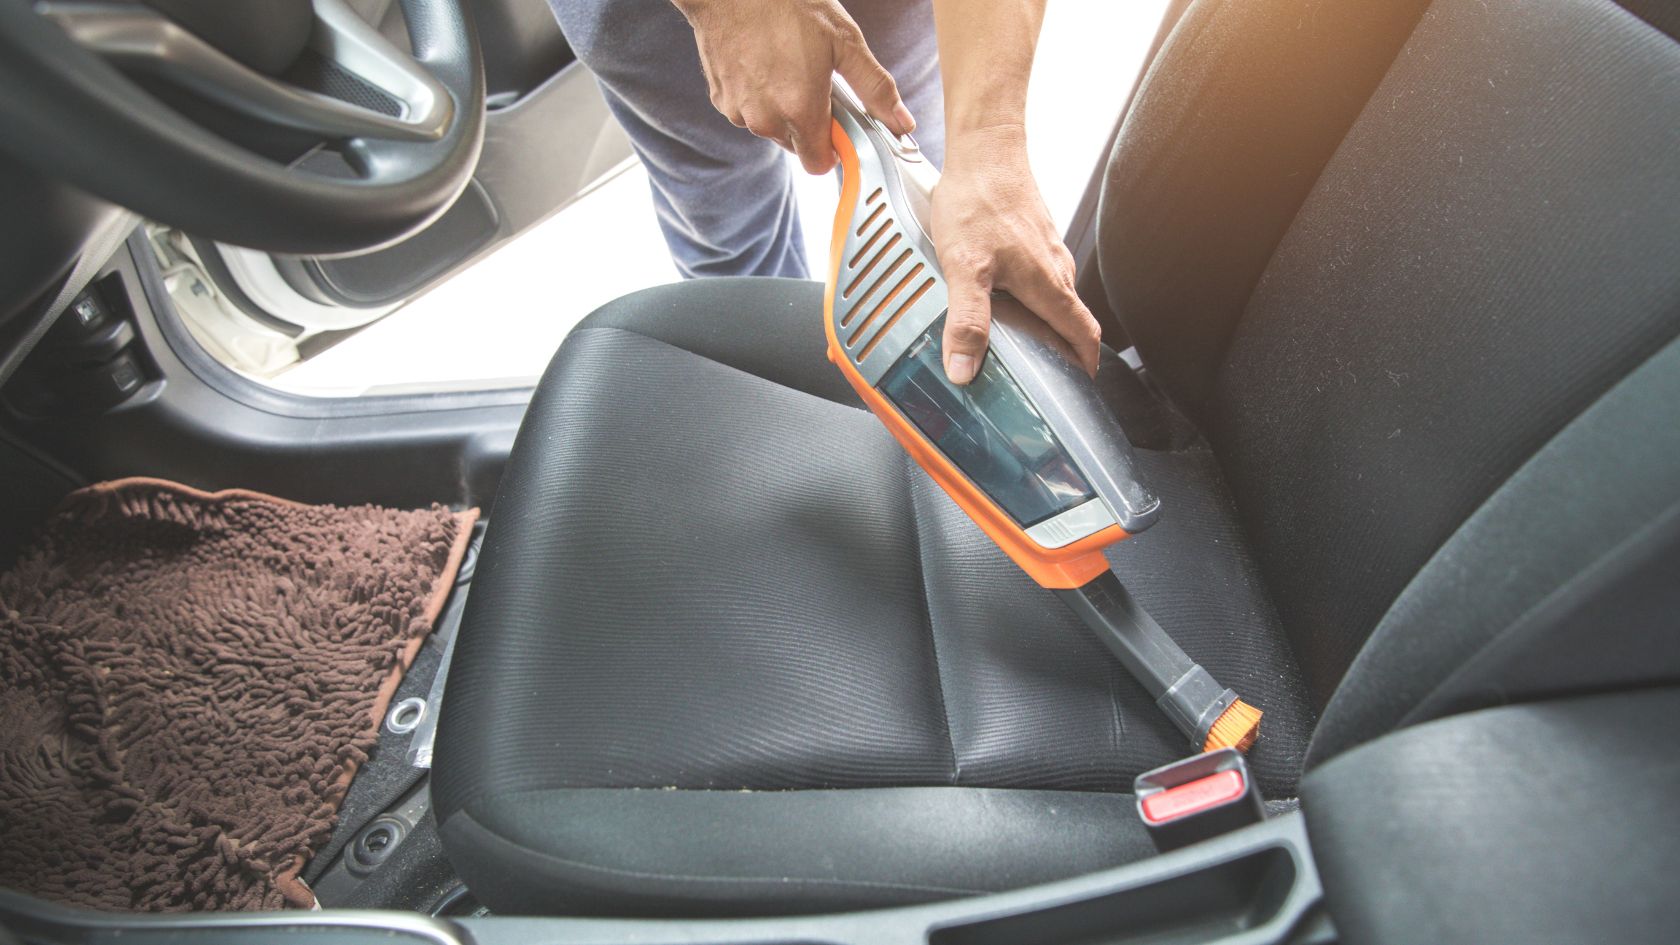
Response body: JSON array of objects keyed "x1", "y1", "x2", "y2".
[{"x1": 0, "y1": 478, "x2": 477, "y2": 912}]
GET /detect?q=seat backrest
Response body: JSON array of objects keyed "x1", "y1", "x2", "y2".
[{"x1": 1098, "y1": 0, "x2": 1680, "y2": 749}]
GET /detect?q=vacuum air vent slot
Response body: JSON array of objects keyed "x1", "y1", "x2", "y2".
[
  {"x1": 844, "y1": 248, "x2": 912, "y2": 326},
  {"x1": 858, "y1": 277, "x2": 935, "y2": 360},
  {"x1": 849, "y1": 263, "x2": 925, "y2": 345},
  {"x1": 850, "y1": 221, "x2": 893, "y2": 269},
  {"x1": 855, "y1": 204, "x2": 885, "y2": 236},
  {"x1": 844, "y1": 233, "x2": 902, "y2": 300}
]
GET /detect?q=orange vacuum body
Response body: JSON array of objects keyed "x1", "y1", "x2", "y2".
[
  {"x1": 820, "y1": 82, "x2": 1161, "y2": 591},
  {"x1": 821, "y1": 79, "x2": 1260, "y2": 754}
]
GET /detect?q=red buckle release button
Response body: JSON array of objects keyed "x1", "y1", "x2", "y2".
[{"x1": 1139, "y1": 769, "x2": 1246, "y2": 825}]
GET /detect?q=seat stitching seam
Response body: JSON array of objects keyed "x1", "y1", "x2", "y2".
[
  {"x1": 568, "y1": 324, "x2": 867, "y2": 410},
  {"x1": 901, "y1": 454, "x2": 959, "y2": 785},
  {"x1": 1106, "y1": 661, "x2": 1125, "y2": 766}
]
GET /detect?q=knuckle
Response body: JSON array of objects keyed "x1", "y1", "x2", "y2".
[
  {"x1": 795, "y1": 141, "x2": 827, "y2": 169},
  {"x1": 771, "y1": 85, "x2": 804, "y2": 111},
  {"x1": 788, "y1": 104, "x2": 828, "y2": 136},
  {"x1": 1068, "y1": 298, "x2": 1101, "y2": 337},
  {"x1": 946, "y1": 248, "x2": 993, "y2": 280},
  {"x1": 1079, "y1": 319, "x2": 1103, "y2": 348},
  {"x1": 946, "y1": 314, "x2": 990, "y2": 348},
  {"x1": 836, "y1": 19, "x2": 868, "y2": 48},
  {"x1": 1046, "y1": 256, "x2": 1077, "y2": 291},
  {"x1": 863, "y1": 64, "x2": 896, "y2": 94}
]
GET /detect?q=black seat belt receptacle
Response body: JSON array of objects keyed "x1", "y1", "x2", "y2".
[{"x1": 1134, "y1": 748, "x2": 1266, "y2": 852}]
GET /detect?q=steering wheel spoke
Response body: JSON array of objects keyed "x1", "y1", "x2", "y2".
[{"x1": 37, "y1": 0, "x2": 453, "y2": 144}]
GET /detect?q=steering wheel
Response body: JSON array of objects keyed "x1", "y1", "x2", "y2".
[{"x1": 0, "y1": 0, "x2": 485, "y2": 256}]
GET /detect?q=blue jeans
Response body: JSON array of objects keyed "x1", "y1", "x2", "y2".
[{"x1": 548, "y1": 0, "x2": 944, "y2": 279}]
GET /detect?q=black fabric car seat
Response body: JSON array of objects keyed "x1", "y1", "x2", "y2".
[{"x1": 432, "y1": 0, "x2": 1680, "y2": 917}]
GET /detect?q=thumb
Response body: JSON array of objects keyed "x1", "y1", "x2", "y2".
[
  {"x1": 834, "y1": 31, "x2": 914, "y2": 135},
  {"x1": 942, "y1": 270, "x2": 992, "y2": 386}
]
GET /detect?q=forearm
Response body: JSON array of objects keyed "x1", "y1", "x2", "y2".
[{"x1": 930, "y1": 0, "x2": 1046, "y2": 144}]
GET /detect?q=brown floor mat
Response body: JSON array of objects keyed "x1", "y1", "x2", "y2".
[{"x1": 0, "y1": 478, "x2": 478, "y2": 912}]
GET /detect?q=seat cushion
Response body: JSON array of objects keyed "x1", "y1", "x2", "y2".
[{"x1": 432, "y1": 278, "x2": 1315, "y2": 916}]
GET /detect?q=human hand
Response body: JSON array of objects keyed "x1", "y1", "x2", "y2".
[
  {"x1": 672, "y1": 0, "x2": 914, "y2": 174},
  {"x1": 930, "y1": 125, "x2": 1100, "y2": 385}
]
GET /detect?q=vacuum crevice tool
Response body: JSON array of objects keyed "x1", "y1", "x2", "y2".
[
  {"x1": 822, "y1": 76, "x2": 1261, "y2": 754},
  {"x1": 1057, "y1": 572, "x2": 1261, "y2": 753}
]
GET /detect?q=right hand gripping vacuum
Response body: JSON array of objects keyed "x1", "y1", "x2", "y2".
[{"x1": 821, "y1": 78, "x2": 1261, "y2": 755}]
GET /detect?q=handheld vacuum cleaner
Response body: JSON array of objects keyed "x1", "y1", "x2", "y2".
[{"x1": 821, "y1": 79, "x2": 1262, "y2": 755}]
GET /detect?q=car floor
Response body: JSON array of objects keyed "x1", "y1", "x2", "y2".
[{"x1": 304, "y1": 525, "x2": 486, "y2": 915}]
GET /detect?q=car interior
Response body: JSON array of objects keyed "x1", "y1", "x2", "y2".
[{"x1": 1, "y1": 0, "x2": 1677, "y2": 943}]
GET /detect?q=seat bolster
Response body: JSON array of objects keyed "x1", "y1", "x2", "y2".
[
  {"x1": 1309, "y1": 336, "x2": 1680, "y2": 766},
  {"x1": 438, "y1": 787, "x2": 1158, "y2": 917}
]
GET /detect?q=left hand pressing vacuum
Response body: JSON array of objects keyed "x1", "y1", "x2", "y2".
[{"x1": 822, "y1": 77, "x2": 1261, "y2": 754}]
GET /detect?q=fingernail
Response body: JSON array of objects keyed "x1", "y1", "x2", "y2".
[
  {"x1": 947, "y1": 354, "x2": 976, "y2": 385},
  {"x1": 893, "y1": 102, "x2": 916, "y2": 134}
]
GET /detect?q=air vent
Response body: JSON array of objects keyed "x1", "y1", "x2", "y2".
[
  {"x1": 848, "y1": 263, "x2": 924, "y2": 345},
  {"x1": 850, "y1": 224, "x2": 892, "y2": 268},
  {"x1": 855, "y1": 204, "x2": 885, "y2": 237},
  {"x1": 844, "y1": 234, "x2": 903, "y2": 304},
  {"x1": 858, "y1": 277, "x2": 935, "y2": 360}
]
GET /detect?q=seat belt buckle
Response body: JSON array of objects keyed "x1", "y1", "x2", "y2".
[{"x1": 1133, "y1": 748, "x2": 1265, "y2": 852}]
